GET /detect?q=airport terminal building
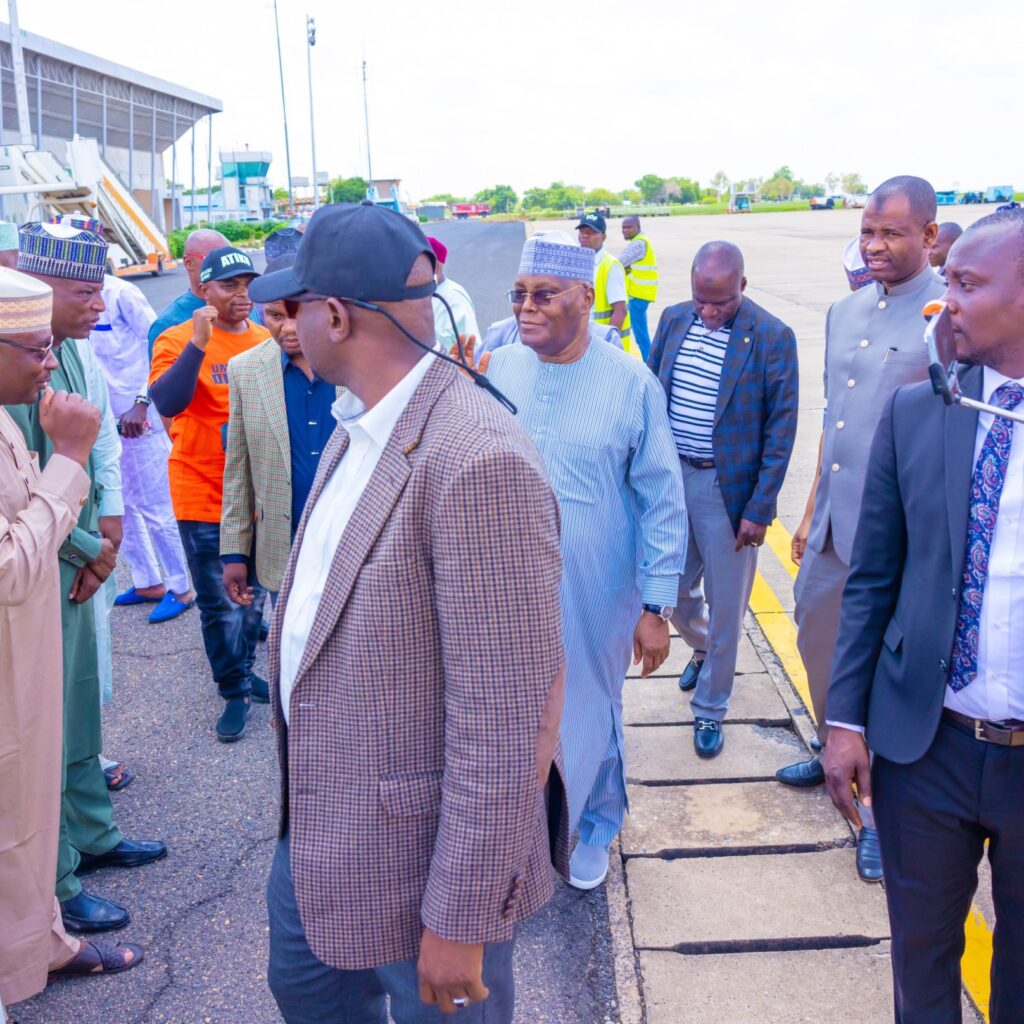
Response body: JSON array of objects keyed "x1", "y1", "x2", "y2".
[{"x1": 0, "y1": 23, "x2": 222, "y2": 230}]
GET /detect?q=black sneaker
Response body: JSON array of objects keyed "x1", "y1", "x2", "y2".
[
  {"x1": 216, "y1": 696, "x2": 250, "y2": 743},
  {"x1": 250, "y1": 674, "x2": 270, "y2": 704}
]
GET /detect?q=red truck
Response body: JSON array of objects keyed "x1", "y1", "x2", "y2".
[{"x1": 451, "y1": 202, "x2": 491, "y2": 219}]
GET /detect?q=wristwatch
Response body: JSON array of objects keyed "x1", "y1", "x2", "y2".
[{"x1": 643, "y1": 603, "x2": 674, "y2": 621}]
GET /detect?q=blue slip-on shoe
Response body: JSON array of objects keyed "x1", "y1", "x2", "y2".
[
  {"x1": 148, "y1": 591, "x2": 196, "y2": 624},
  {"x1": 114, "y1": 586, "x2": 162, "y2": 607}
]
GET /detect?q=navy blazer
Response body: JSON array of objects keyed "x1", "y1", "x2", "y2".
[
  {"x1": 827, "y1": 365, "x2": 985, "y2": 764},
  {"x1": 647, "y1": 296, "x2": 799, "y2": 534}
]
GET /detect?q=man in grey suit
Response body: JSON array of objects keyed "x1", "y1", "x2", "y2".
[
  {"x1": 824, "y1": 209, "x2": 1024, "y2": 1023},
  {"x1": 776, "y1": 176, "x2": 943, "y2": 882}
]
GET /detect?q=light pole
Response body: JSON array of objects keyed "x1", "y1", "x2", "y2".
[
  {"x1": 273, "y1": 0, "x2": 295, "y2": 215},
  {"x1": 362, "y1": 60, "x2": 373, "y2": 190},
  {"x1": 306, "y1": 15, "x2": 319, "y2": 211}
]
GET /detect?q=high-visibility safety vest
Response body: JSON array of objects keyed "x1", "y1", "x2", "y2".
[
  {"x1": 594, "y1": 252, "x2": 641, "y2": 359},
  {"x1": 625, "y1": 233, "x2": 659, "y2": 302}
]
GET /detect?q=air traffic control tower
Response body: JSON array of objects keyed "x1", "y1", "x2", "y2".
[{"x1": 0, "y1": 22, "x2": 222, "y2": 231}]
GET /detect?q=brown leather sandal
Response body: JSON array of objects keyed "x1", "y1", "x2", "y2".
[
  {"x1": 48, "y1": 939, "x2": 144, "y2": 979},
  {"x1": 103, "y1": 762, "x2": 134, "y2": 791}
]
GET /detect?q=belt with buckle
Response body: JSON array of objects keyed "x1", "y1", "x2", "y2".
[
  {"x1": 942, "y1": 708, "x2": 1024, "y2": 747},
  {"x1": 680, "y1": 454, "x2": 715, "y2": 470}
]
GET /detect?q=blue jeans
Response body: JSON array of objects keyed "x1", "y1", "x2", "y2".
[
  {"x1": 177, "y1": 520, "x2": 266, "y2": 700},
  {"x1": 267, "y1": 838, "x2": 517, "y2": 1023},
  {"x1": 628, "y1": 297, "x2": 652, "y2": 360}
]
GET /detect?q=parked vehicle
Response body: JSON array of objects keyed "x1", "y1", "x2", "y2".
[
  {"x1": 985, "y1": 185, "x2": 1014, "y2": 203},
  {"x1": 843, "y1": 193, "x2": 869, "y2": 208},
  {"x1": 810, "y1": 196, "x2": 835, "y2": 211},
  {"x1": 451, "y1": 202, "x2": 491, "y2": 219}
]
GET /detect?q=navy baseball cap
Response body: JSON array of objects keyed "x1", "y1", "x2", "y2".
[
  {"x1": 576, "y1": 212, "x2": 607, "y2": 234},
  {"x1": 199, "y1": 246, "x2": 259, "y2": 284},
  {"x1": 249, "y1": 202, "x2": 436, "y2": 305}
]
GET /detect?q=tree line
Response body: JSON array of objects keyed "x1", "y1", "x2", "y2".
[{"x1": 295, "y1": 168, "x2": 870, "y2": 214}]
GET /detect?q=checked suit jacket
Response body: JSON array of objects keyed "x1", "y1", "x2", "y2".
[
  {"x1": 268, "y1": 357, "x2": 570, "y2": 971},
  {"x1": 648, "y1": 295, "x2": 799, "y2": 534},
  {"x1": 220, "y1": 338, "x2": 341, "y2": 592}
]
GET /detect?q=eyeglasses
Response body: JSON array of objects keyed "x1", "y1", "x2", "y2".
[
  {"x1": 506, "y1": 284, "x2": 584, "y2": 307},
  {"x1": 0, "y1": 335, "x2": 56, "y2": 363}
]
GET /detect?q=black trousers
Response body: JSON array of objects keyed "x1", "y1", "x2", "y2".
[{"x1": 874, "y1": 718, "x2": 1024, "y2": 1023}]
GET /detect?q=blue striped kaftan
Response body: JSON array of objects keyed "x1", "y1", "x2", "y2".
[{"x1": 488, "y1": 333, "x2": 686, "y2": 845}]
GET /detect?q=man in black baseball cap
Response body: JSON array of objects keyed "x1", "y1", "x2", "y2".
[
  {"x1": 575, "y1": 212, "x2": 630, "y2": 346},
  {"x1": 576, "y1": 211, "x2": 607, "y2": 236},
  {"x1": 258, "y1": 201, "x2": 569, "y2": 1024}
]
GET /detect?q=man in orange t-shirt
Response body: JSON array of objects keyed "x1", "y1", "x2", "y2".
[{"x1": 150, "y1": 246, "x2": 270, "y2": 742}]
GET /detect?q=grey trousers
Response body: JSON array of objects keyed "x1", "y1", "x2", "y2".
[
  {"x1": 671, "y1": 465, "x2": 759, "y2": 722},
  {"x1": 793, "y1": 534, "x2": 849, "y2": 744},
  {"x1": 793, "y1": 533, "x2": 875, "y2": 827},
  {"x1": 267, "y1": 838, "x2": 517, "y2": 1024}
]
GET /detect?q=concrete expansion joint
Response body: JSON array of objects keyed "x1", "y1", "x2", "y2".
[
  {"x1": 622, "y1": 837, "x2": 856, "y2": 862},
  {"x1": 627, "y1": 716, "x2": 791, "y2": 729},
  {"x1": 628, "y1": 775, "x2": 788, "y2": 787},
  {"x1": 646, "y1": 934, "x2": 887, "y2": 957}
]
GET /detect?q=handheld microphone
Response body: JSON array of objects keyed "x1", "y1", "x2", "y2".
[{"x1": 345, "y1": 293, "x2": 518, "y2": 416}]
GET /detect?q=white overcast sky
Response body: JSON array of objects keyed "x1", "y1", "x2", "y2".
[{"x1": 18, "y1": 0, "x2": 1020, "y2": 200}]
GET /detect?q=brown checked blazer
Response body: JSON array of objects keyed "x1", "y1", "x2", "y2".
[{"x1": 269, "y1": 358, "x2": 569, "y2": 971}]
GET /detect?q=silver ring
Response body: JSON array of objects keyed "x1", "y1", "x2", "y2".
[{"x1": 453, "y1": 997, "x2": 470, "y2": 1008}]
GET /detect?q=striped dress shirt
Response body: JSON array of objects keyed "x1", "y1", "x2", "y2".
[{"x1": 668, "y1": 319, "x2": 730, "y2": 458}]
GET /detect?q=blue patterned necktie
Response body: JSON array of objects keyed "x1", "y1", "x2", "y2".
[{"x1": 949, "y1": 381, "x2": 1024, "y2": 692}]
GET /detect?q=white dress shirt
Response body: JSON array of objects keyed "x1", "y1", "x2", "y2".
[
  {"x1": 829, "y1": 366, "x2": 1024, "y2": 732},
  {"x1": 279, "y1": 350, "x2": 436, "y2": 725},
  {"x1": 432, "y1": 275, "x2": 481, "y2": 352},
  {"x1": 89, "y1": 275, "x2": 160, "y2": 422},
  {"x1": 944, "y1": 366, "x2": 1024, "y2": 722}
]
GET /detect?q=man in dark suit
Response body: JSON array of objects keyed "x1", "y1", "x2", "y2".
[
  {"x1": 824, "y1": 208, "x2": 1024, "y2": 1022},
  {"x1": 250, "y1": 203, "x2": 567, "y2": 1023},
  {"x1": 648, "y1": 242, "x2": 798, "y2": 757}
]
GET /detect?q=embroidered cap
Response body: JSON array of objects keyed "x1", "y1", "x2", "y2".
[
  {"x1": 518, "y1": 231, "x2": 595, "y2": 283},
  {"x1": 17, "y1": 222, "x2": 107, "y2": 283},
  {"x1": 50, "y1": 214, "x2": 105, "y2": 236},
  {"x1": 0, "y1": 222, "x2": 19, "y2": 252},
  {"x1": 0, "y1": 266, "x2": 53, "y2": 333},
  {"x1": 264, "y1": 227, "x2": 304, "y2": 261},
  {"x1": 843, "y1": 237, "x2": 872, "y2": 290}
]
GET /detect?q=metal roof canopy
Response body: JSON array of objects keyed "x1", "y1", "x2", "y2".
[{"x1": 0, "y1": 23, "x2": 222, "y2": 155}]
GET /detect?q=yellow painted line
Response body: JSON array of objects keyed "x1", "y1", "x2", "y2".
[
  {"x1": 962, "y1": 900, "x2": 993, "y2": 1018},
  {"x1": 753, "y1": 518, "x2": 992, "y2": 1021},
  {"x1": 749, "y1": 570, "x2": 815, "y2": 721},
  {"x1": 765, "y1": 519, "x2": 799, "y2": 581}
]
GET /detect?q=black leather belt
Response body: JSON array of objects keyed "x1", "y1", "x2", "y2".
[
  {"x1": 943, "y1": 708, "x2": 1024, "y2": 747},
  {"x1": 680, "y1": 454, "x2": 715, "y2": 470}
]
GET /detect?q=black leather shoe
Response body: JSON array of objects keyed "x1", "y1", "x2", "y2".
[
  {"x1": 857, "y1": 827, "x2": 884, "y2": 883},
  {"x1": 678, "y1": 655, "x2": 704, "y2": 692},
  {"x1": 693, "y1": 717, "x2": 724, "y2": 758},
  {"x1": 249, "y1": 674, "x2": 269, "y2": 704},
  {"x1": 76, "y1": 838, "x2": 167, "y2": 875},
  {"x1": 217, "y1": 695, "x2": 250, "y2": 742},
  {"x1": 60, "y1": 889, "x2": 130, "y2": 933},
  {"x1": 775, "y1": 757, "x2": 825, "y2": 788}
]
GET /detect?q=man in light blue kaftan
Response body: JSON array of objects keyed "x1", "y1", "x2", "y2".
[{"x1": 486, "y1": 232, "x2": 686, "y2": 890}]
